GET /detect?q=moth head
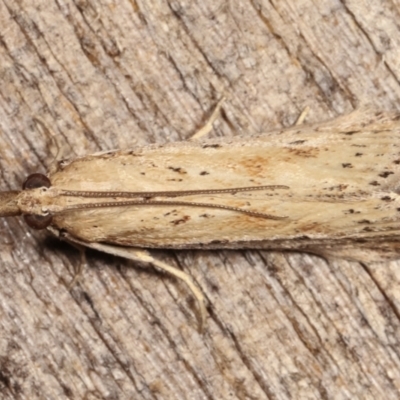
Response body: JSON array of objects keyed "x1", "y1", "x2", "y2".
[{"x1": 22, "y1": 173, "x2": 53, "y2": 230}]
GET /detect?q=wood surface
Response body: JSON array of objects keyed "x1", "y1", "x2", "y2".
[{"x1": 1, "y1": 1, "x2": 400, "y2": 399}]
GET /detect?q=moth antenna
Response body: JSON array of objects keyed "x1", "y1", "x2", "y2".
[
  {"x1": 60, "y1": 185, "x2": 289, "y2": 199},
  {"x1": 61, "y1": 199, "x2": 287, "y2": 220}
]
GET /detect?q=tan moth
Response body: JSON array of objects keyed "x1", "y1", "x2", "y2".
[{"x1": 1, "y1": 104, "x2": 400, "y2": 330}]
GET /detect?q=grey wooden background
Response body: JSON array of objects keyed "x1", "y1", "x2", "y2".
[{"x1": 1, "y1": 1, "x2": 400, "y2": 399}]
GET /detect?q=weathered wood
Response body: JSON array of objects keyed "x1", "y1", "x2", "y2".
[{"x1": 1, "y1": 1, "x2": 400, "y2": 399}]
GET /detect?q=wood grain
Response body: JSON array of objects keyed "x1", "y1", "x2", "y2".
[{"x1": 1, "y1": 1, "x2": 400, "y2": 399}]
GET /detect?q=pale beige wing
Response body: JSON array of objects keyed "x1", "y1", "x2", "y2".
[{"x1": 46, "y1": 109, "x2": 400, "y2": 247}]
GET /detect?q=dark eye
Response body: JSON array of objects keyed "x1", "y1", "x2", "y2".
[
  {"x1": 23, "y1": 174, "x2": 51, "y2": 190},
  {"x1": 23, "y1": 214, "x2": 53, "y2": 230}
]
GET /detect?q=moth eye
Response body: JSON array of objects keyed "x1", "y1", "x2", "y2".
[
  {"x1": 23, "y1": 173, "x2": 51, "y2": 190},
  {"x1": 23, "y1": 214, "x2": 53, "y2": 230}
]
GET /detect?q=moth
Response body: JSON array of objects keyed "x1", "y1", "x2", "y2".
[{"x1": 1, "y1": 104, "x2": 400, "y2": 330}]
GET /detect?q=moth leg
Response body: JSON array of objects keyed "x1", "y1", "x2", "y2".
[
  {"x1": 295, "y1": 106, "x2": 310, "y2": 126},
  {"x1": 33, "y1": 117, "x2": 71, "y2": 174},
  {"x1": 65, "y1": 242, "x2": 88, "y2": 289},
  {"x1": 48, "y1": 227, "x2": 207, "y2": 331},
  {"x1": 129, "y1": 249, "x2": 207, "y2": 332},
  {"x1": 189, "y1": 97, "x2": 225, "y2": 141}
]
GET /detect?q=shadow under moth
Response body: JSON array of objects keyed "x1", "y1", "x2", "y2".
[{"x1": 1, "y1": 105, "x2": 399, "y2": 330}]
